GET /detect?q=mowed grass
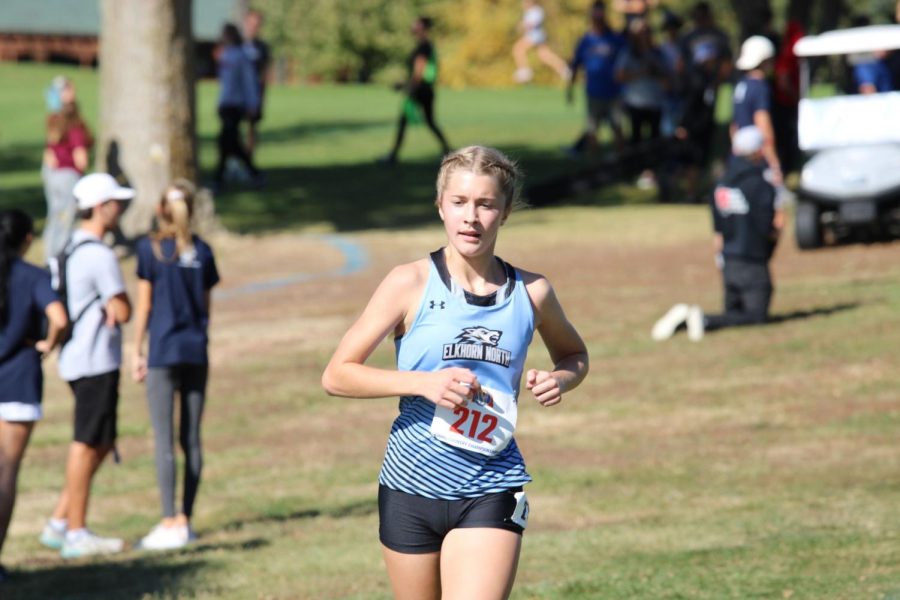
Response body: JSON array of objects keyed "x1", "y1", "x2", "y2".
[{"x1": 1, "y1": 63, "x2": 900, "y2": 599}]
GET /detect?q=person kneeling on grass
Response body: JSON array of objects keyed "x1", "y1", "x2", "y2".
[{"x1": 652, "y1": 125, "x2": 783, "y2": 341}]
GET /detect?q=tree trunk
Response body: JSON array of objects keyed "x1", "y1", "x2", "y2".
[{"x1": 98, "y1": 0, "x2": 198, "y2": 239}]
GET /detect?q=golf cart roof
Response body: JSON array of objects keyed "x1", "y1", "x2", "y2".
[{"x1": 795, "y1": 25, "x2": 900, "y2": 57}]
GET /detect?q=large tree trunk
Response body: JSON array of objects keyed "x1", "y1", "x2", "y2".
[{"x1": 98, "y1": 0, "x2": 198, "y2": 239}]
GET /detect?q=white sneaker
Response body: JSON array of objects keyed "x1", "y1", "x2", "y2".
[
  {"x1": 60, "y1": 530, "x2": 124, "y2": 559},
  {"x1": 686, "y1": 305, "x2": 705, "y2": 341},
  {"x1": 136, "y1": 524, "x2": 190, "y2": 551},
  {"x1": 651, "y1": 303, "x2": 690, "y2": 340},
  {"x1": 39, "y1": 522, "x2": 66, "y2": 550},
  {"x1": 514, "y1": 67, "x2": 534, "y2": 83}
]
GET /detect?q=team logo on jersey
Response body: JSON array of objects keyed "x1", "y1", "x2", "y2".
[
  {"x1": 714, "y1": 186, "x2": 749, "y2": 216},
  {"x1": 442, "y1": 326, "x2": 511, "y2": 367}
]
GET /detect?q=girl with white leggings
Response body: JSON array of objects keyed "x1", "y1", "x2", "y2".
[{"x1": 131, "y1": 181, "x2": 219, "y2": 550}]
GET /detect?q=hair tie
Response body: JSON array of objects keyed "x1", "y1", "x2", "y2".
[{"x1": 166, "y1": 188, "x2": 185, "y2": 203}]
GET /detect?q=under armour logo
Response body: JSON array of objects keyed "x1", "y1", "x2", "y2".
[{"x1": 429, "y1": 300, "x2": 445, "y2": 309}]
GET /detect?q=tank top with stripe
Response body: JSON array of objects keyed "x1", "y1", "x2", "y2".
[{"x1": 378, "y1": 250, "x2": 535, "y2": 500}]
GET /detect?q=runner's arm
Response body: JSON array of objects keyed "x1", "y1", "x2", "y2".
[
  {"x1": 322, "y1": 264, "x2": 477, "y2": 407},
  {"x1": 524, "y1": 275, "x2": 589, "y2": 406}
]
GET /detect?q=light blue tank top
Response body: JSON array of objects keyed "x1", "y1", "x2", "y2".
[{"x1": 379, "y1": 251, "x2": 535, "y2": 499}]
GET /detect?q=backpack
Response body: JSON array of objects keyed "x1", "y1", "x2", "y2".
[{"x1": 46, "y1": 239, "x2": 102, "y2": 347}]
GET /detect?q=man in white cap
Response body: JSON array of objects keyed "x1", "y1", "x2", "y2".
[
  {"x1": 39, "y1": 173, "x2": 134, "y2": 558},
  {"x1": 731, "y1": 35, "x2": 782, "y2": 186},
  {"x1": 652, "y1": 125, "x2": 782, "y2": 341}
]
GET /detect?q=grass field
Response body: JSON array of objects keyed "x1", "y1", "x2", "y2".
[{"x1": 2, "y1": 64, "x2": 900, "y2": 599}]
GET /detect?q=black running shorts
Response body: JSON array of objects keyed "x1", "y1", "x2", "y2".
[
  {"x1": 378, "y1": 485, "x2": 528, "y2": 554},
  {"x1": 70, "y1": 370, "x2": 119, "y2": 446}
]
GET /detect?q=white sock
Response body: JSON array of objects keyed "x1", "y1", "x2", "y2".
[
  {"x1": 49, "y1": 518, "x2": 67, "y2": 532},
  {"x1": 65, "y1": 528, "x2": 88, "y2": 542}
]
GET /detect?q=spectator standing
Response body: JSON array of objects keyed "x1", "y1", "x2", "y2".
[
  {"x1": 615, "y1": 18, "x2": 667, "y2": 147},
  {"x1": 658, "y1": 11, "x2": 687, "y2": 138},
  {"x1": 772, "y1": 20, "x2": 805, "y2": 174},
  {"x1": 42, "y1": 76, "x2": 93, "y2": 264},
  {"x1": 681, "y1": 2, "x2": 732, "y2": 82},
  {"x1": 242, "y1": 9, "x2": 270, "y2": 160},
  {"x1": 732, "y1": 35, "x2": 782, "y2": 186},
  {"x1": 613, "y1": 0, "x2": 657, "y2": 27},
  {"x1": 662, "y1": 42, "x2": 719, "y2": 202},
  {"x1": 512, "y1": 1, "x2": 572, "y2": 83},
  {"x1": 380, "y1": 16, "x2": 451, "y2": 165},
  {"x1": 213, "y1": 23, "x2": 262, "y2": 192},
  {"x1": 652, "y1": 127, "x2": 782, "y2": 341},
  {"x1": 39, "y1": 173, "x2": 133, "y2": 559},
  {"x1": 567, "y1": 1, "x2": 626, "y2": 154},
  {"x1": 0, "y1": 210, "x2": 67, "y2": 583},
  {"x1": 132, "y1": 181, "x2": 219, "y2": 551}
]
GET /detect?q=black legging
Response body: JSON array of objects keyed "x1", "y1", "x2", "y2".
[
  {"x1": 214, "y1": 105, "x2": 260, "y2": 184},
  {"x1": 626, "y1": 105, "x2": 662, "y2": 145},
  {"x1": 389, "y1": 86, "x2": 450, "y2": 160}
]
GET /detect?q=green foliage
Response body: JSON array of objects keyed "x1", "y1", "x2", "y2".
[{"x1": 255, "y1": 0, "x2": 430, "y2": 82}]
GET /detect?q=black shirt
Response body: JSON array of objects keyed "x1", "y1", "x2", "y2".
[
  {"x1": 408, "y1": 40, "x2": 435, "y2": 89},
  {"x1": 712, "y1": 156, "x2": 776, "y2": 263}
]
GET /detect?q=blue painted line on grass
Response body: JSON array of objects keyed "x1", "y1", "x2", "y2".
[{"x1": 215, "y1": 234, "x2": 369, "y2": 300}]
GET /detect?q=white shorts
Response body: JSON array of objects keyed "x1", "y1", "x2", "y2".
[{"x1": 0, "y1": 402, "x2": 43, "y2": 422}]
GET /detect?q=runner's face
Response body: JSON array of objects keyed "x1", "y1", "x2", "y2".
[{"x1": 438, "y1": 170, "x2": 510, "y2": 258}]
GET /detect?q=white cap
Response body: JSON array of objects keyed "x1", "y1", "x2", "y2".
[
  {"x1": 73, "y1": 173, "x2": 135, "y2": 210},
  {"x1": 736, "y1": 36, "x2": 775, "y2": 70},
  {"x1": 732, "y1": 125, "x2": 765, "y2": 156}
]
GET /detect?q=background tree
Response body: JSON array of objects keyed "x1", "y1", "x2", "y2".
[{"x1": 98, "y1": 0, "x2": 197, "y2": 238}]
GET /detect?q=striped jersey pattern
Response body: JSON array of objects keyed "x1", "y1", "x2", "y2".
[{"x1": 378, "y1": 252, "x2": 535, "y2": 500}]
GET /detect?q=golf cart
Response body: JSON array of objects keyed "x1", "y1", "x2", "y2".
[{"x1": 793, "y1": 25, "x2": 900, "y2": 249}]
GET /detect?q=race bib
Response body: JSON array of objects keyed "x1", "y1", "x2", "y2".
[{"x1": 430, "y1": 385, "x2": 517, "y2": 456}]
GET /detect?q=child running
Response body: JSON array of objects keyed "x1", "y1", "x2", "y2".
[
  {"x1": 322, "y1": 146, "x2": 589, "y2": 599},
  {"x1": 131, "y1": 181, "x2": 219, "y2": 550},
  {"x1": 0, "y1": 210, "x2": 67, "y2": 582}
]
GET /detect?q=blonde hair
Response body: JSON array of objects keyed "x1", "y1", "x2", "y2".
[
  {"x1": 435, "y1": 146, "x2": 524, "y2": 210},
  {"x1": 152, "y1": 179, "x2": 195, "y2": 261}
]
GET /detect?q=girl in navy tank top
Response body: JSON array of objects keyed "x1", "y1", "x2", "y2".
[{"x1": 323, "y1": 146, "x2": 588, "y2": 599}]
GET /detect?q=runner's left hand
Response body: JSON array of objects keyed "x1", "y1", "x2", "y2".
[{"x1": 526, "y1": 369, "x2": 562, "y2": 407}]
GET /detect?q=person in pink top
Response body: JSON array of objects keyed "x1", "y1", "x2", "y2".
[{"x1": 41, "y1": 76, "x2": 93, "y2": 264}]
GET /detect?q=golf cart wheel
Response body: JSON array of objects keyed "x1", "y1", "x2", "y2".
[{"x1": 795, "y1": 200, "x2": 823, "y2": 249}]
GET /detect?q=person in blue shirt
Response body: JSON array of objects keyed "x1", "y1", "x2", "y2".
[
  {"x1": 131, "y1": 180, "x2": 219, "y2": 551},
  {"x1": 0, "y1": 210, "x2": 67, "y2": 582},
  {"x1": 322, "y1": 146, "x2": 588, "y2": 599},
  {"x1": 853, "y1": 51, "x2": 893, "y2": 94},
  {"x1": 731, "y1": 35, "x2": 783, "y2": 186},
  {"x1": 213, "y1": 23, "x2": 263, "y2": 192},
  {"x1": 567, "y1": 1, "x2": 626, "y2": 154}
]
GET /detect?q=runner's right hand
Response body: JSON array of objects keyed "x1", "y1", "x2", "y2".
[{"x1": 421, "y1": 368, "x2": 480, "y2": 409}]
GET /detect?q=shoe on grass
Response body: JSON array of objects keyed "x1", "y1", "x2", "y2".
[
  {"x1": 651, "y1": 303, "x2": 690, "y2": 340},
  {"x1": 39, "y1": 521, "x2": 66, "y2": 550},
  {"x1": 136, "y1": 524, "x2": 190, "y2": 551},
  {"x1": 60, "y1": 530, "x2": 124, "y2": 559},
  {"x1": 686, "y1": 305, "x2": 705, "y2": 341}
]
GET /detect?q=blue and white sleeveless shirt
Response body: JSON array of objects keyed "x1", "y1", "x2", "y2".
[{"x1": 379, "y1": 249, "x2": 535, "y2": 500}]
